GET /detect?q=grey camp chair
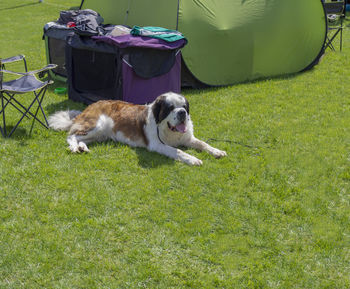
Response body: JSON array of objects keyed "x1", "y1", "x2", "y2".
[
  {"x1": 0, "y1": 55, "x2": 57, "y2": 137},
  {"x1": 324, "y1": 1, "x2": 346, "y2": 51}
]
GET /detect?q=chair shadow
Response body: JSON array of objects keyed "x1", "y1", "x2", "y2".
[{"x1": 0, "y1": 126, "x2": 30, "y2": 140}]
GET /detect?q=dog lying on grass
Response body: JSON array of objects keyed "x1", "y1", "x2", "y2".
[{"x1": 48, "y1": 92, "x2": 227, "y2": 166}]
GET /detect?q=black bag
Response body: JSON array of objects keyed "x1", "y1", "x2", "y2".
[{"x1": 57, "y1": 9, "x2": 104, "y2": 36}]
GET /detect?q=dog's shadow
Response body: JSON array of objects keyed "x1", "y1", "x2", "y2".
[
  {"x1": 133, "y1": 147, "x2": 175, "y2": 168},
  {"x1": 85, "y1": 141, "x2": 175, "y2": 168}
]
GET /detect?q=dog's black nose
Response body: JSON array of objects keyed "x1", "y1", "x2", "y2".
[{"x1": 177, "y1": 109, "x2": 187, "y2": 122}]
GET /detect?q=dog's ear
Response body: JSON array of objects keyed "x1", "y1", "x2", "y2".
[
  {"x1": 152, "y1": 95, "x2": 165, "y2": 124},
  {"x1": 184, "y1": 98, "x2": 190, "y2": 114}
]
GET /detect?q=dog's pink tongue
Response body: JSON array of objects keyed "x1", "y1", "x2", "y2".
[{"x1": 176, "y1": 123, "x2": 187, "y2": 133}]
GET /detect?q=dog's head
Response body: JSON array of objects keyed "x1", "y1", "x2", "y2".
[{"x1": 152, "y1": 92, "x2": 190, "y2": 134}]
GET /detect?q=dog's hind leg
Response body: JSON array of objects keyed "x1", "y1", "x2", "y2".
[
  {"x1": 67, "y1": 134, "x2": 92, "y2": 153},
  {"x1": 67, "y1": 125, "x2": 113, "y2": 153},
  {"x1": 67, "y1": 134, "x2": 80, "y2": 153},
  {"x1": 77, "y1": 140, "x2": 90, "y2": 153},
  {"x1": 67, "y1": 115, "x2": 115, "y2": 153}
]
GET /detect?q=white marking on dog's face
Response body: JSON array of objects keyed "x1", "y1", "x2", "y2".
[{"x1": 152, "y1": 92, "x2": 190, "y2": 134}]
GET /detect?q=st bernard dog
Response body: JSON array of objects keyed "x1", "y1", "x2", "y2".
[{"x1": 48, "y1": 92, "x2": 226, "y2": 166}]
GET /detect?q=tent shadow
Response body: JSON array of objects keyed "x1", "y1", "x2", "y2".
[{"x1": 182, "y1": 70, "x2": 304, "y2": 96}]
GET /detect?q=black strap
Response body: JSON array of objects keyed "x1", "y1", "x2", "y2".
[{"x1": 157, "y1": 126, "x2": 165, "y2": 145}]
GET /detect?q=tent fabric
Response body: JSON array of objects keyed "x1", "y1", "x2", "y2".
[{"x1": 80, "y1": 0, "x2": 327, "y2": 86}]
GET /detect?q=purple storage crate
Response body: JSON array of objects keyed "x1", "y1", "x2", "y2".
[
  {"x1": 66, "y1": 33, "x2": 186, "y2": 105},
  {"x1": 121, "y1": 51, "x2": 181, "y2": 104}
]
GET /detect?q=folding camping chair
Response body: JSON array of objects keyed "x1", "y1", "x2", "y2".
[
  {"x1": 0, "y1": 55, "x2": 57, "y2": 137},
  {"x1": 324, "y1": 1, "x2": 346, "y2": 51}
]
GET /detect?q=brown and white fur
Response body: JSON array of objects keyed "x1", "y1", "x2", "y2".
[{"x1": 48, "y1": 92, "x2": 226, "y2": 166}]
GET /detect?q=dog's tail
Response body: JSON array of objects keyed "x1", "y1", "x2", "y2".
[{"x1": 48, "y1": 110, "x2": 81, "y2": 131}]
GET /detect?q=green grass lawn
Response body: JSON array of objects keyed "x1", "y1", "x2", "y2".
[{"x1": 1, "y1": 0, "x2": 350, "y2": 288}]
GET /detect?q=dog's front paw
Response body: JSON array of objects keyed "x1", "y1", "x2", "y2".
[
  {"x1": 211, "y1": 148, "x2": 227, "y2": 159},
  {"x1": 185, "y1": 156, "x2": 203, "y2": 166}
]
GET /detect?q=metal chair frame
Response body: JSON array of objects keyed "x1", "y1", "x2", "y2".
[
  {"x1": 0, "y1": 55, "x2": 57, "y2": 137},
  {"x1": 324, "y1": 1, "x2": 346, "y2": 51}
]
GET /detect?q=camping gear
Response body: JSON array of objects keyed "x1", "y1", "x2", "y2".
[
  {"x1": 43, "y1": 9, "x2": 104, "y2": 82},
  {"x1": 130, "y1": 26, "x2": 186, "y2": 42},
  {"x1": 324, "y1": 1, "x2": 346, "y2": 51},
  {"x1": 57, "y1": 9, "x2": 104, "y2": 36},
  {"x1": 80, "y1": 0, "x2": 327, "y2": 86},
  {"x1": 43, "y1": 9, "x2": 187, "y2": 105},
  {"x1": 0, "y1": 55, "x2": 57, "y2": 137},
  {"x1": 65, "y1": 32, "x2": 185, "y2": 105}
]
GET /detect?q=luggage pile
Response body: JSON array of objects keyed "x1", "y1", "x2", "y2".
[{"x1": 43, "y1": 9, "x2": 187, "y2": 104}]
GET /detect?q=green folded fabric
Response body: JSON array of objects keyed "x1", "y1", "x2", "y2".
[{"x1": 131, "y1": 26, "x2": 186, "y2": 42}]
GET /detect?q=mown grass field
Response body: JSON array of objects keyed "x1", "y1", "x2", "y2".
[{"x1": 1, "y1": 0, "x2": 349, "y2": 288}]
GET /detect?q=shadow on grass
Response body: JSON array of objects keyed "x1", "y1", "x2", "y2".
[
  {"x1": 182, "y1": 70, "x2": 307, "y2": 96},
  {"x1": 45, "y1": 99, "x2": 86, "y2": 115},
  {"x1": 1, "y1": 126, "x2": 33, "y2": 141},
  {"x1": 134, "y1": 147, "x2": 175, "y2": 168},
  {"x1": 78, "y1": 141, "x2": 175, "y2": 168}
]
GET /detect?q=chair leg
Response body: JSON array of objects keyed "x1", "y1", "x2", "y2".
[
  {"x1": 36, "y1": 87, "x2": 49, "y2": 127},
  {"x1": 325, "y1": 36, "x2": 336, "y2": 51},
  {"x1": 1, "y1": 93, "x2": 7, "y2": 137},
  {"x1": 29, "y1": 96, "x2": 42, "y2": 135},
  {"x1": 340, "y1": 17, "x2": 343, "y2": 52},
  {"x1": 1, "y1": 85, "x2": 50, "y2": 137},
  {"x1": 8, "y1": 90, "x2": 49, "y2": 129},
  {"x1": 326, "y1": 29, "x2": 341, "y2": 51},
  {"x1": 1, "y1": 93, "x2": 31, "y2": 119},
  {"x1": 29, "y1": 87, "x2": 49, "y2": 135},
  {"x1": 7, "y1": 91, "x2": 45, "y2": 137},
  {"x1": 340, "y1": 27, "x2": 343, "y2": 52}
]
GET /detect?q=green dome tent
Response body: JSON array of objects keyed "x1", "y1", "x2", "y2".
[{"x1": 80, "y1": 0, "x2": 327, "y2": 86}]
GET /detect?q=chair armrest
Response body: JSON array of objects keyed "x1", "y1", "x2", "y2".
[
  {"x1": 0, "y1": 69, "x2": 25, "y2": 76},
  {"x1": 26, "y1": 64, "x2": 58, "y2": 75},
  {"x1": 1, "y1": 54, "x2": 26, "y2": 64},
  {"x1": 0, "y1": 64, "x2": 57, "y2": 76},
  {"x1": 1, "y1": 54, "x2": 27, "y2": 72}
]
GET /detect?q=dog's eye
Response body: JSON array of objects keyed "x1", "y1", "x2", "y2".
[{"x1": 169, "y1": 105, "x2": 174, "y2": 111}]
